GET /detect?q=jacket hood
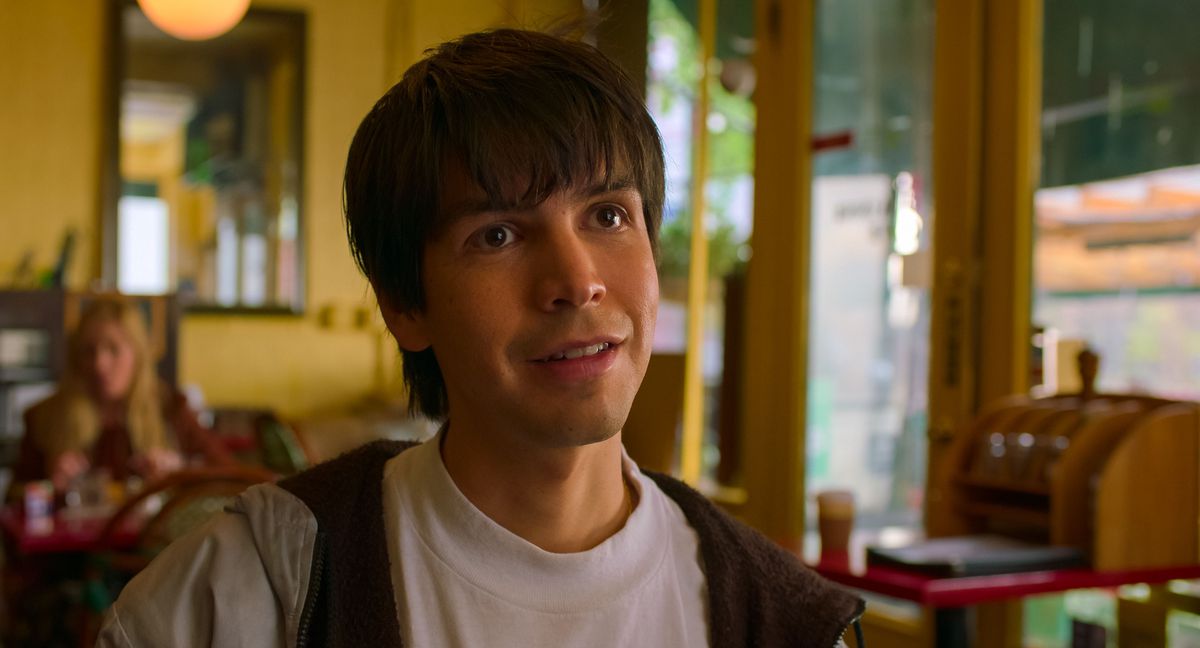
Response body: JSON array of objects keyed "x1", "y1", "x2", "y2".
[{"x1": 230, "y1": 483, "x2": 321, "y2": 647}]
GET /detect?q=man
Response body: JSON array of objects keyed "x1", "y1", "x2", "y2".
[{"x1": 98, "y1": 28, "x2": 863, "y2": 647}]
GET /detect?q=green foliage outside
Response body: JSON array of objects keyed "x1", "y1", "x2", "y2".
[{"x1": 649, "y1": 0, "x2": 755, "y2": 279}]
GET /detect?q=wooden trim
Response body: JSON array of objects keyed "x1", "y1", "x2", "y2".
[
  {"x1": 100, "y1": 0, "x2": 123, "y2": 288},
  {"x1": 848, "y1": 604, "x2": 933, "y2": 648},
  {"x1": 595, "y1": 0, "x2": 649, "y2": 98},
  {"x1": 926, "y1": 0, "x2": 985, "y2": 534},
  {"x1": 740, "y1": 0, "x2": 814, "y2": 544},
  {"x1": 975, "y1": 600, "x2": 1024, "y2": 648},
  {"x1": 927, "y1": 0, "x2": 1044, "y2": 535},
  {"x1": 978, "y1": 0, "x2": 1042, "y2": 405},
  {"x1": 679, "y1": 0, "x2": 717, "y2": 486}
]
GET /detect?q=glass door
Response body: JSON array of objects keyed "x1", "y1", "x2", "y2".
[{"x1": 804, "y1": 0, "x2": 935, "y2": 543}]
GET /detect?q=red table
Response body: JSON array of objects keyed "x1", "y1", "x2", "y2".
[
  {"x1": 809, "y1": 554, "x2": 1200, "y2": 647},
  {"x1": 1, "y1": 508, "x2": 140, "y2": 555}
]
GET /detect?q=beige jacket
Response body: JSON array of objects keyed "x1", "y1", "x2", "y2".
[{"x1": 96, "y1": 483, "x2": 318, "y2": 647}]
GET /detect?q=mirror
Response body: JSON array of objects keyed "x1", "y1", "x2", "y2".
[{"x1": 112, "y1": 4, "x2": 305, "y2": 313}]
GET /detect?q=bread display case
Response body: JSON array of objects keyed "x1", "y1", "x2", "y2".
[{"x1": 931, "y1": 350, "x2": 1200, "y2": 570}]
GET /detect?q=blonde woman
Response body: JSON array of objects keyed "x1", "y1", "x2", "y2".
[{"x1": 14, "y1": 297, "x2": 231, "y2": 491}]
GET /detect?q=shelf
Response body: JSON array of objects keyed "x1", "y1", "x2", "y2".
[
  {"x1": 0, "y1": 367, "x2": 53, "y2": 383},
  {"x1": 954, "y1": 501, "x2": 1052, "y2": 527},
  {"x1": 1041, "y1": 285, "x2": 1200, "y2": 299},
  {"x1": 955, "y1": 475, "x2": 1051, "y2": 497}
]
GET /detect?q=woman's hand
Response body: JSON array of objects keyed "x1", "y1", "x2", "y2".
[
  {"x1": 50, "y1": 451, "x2": 90, "y2": 491},
  {"x1": 130, "y1": 447, "x2": 184, "y2": 482}
]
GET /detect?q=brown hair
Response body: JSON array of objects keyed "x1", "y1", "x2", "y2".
[
  {"x1": 32, "y1": 298, "x2": 167, "y2": 460},
  {"x1": 343, "y1": 28, "x2": 665, "y2": 418}
]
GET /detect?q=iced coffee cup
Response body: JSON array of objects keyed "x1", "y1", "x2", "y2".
[{"x1": 816, "y1": 489, "x2": 855, "y2": 559}]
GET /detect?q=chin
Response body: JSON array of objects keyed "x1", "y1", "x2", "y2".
[
  {"x1": 530, "y1": 412, "x2": 625, "y2": 449},
  {"x1": 101, "y1": 388, "x2": 128, "y2": 402},
  {"x1": 572, "y1": 426, "x2": 621, "y2": 447}
]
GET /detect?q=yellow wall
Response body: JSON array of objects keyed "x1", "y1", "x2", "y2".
[
  {"x1": 0, "y1": 0, "x2": 105, "y2": 289},
  {"x1": 1, "y1": 0, "x2": 578, "y2": 419}
]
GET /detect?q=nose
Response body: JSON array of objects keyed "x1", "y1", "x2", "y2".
[
  {"x1": 91, "y1": 349, "x2": 112, "y2": 381},
  {"x1": 535, "y1": 229, "x2": 606, "y2": 311}
]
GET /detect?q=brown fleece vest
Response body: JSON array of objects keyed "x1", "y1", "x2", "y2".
[{"x1": 279, "y1": 440, "x2": 864, "y2": 648}]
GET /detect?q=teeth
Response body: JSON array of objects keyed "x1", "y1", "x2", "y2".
[{"x1": 549, "y1": 342, "x2": 610, "y2": 361}]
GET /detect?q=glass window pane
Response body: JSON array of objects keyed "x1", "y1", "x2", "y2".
[
  {"x1": 805, "y1": 0, "x2": 935, "y2": 540},
  {"x1": 1035, "y1": 2, "x2": 1200, "y2": 399},
  {"x1": 117, "y1": 194, "x2": 171, "y2": 295},
  {"x1": 646, "y1": 0, "x2": 755, "y2": 485}
]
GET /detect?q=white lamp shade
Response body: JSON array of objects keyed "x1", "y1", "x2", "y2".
[{"x1": 136, "y1": 0, "x2": 251, "y2": 41}]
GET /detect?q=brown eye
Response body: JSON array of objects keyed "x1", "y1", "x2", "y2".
[
  {"x1": 595, "y1": 206, "x2": 626, "y2": 229},
  {"x1": 480, "y1": 225, "x2": 515, "y2": 248}
]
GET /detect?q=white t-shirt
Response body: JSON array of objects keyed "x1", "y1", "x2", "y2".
[{"x1": 382, "y1": 436, "x2": 709, "y2": 648}]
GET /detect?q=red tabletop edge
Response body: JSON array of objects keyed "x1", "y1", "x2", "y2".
[
  {"x1": 810, "y1": 558, "x2": 1200, "y2": 608},
  {"x1": 2, "y1": 508, "x2": 140, "y2": 555}
]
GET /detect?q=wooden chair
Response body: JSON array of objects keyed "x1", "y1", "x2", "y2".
[
  {"x1": 255, "y1": 414, "x2": 312, "y2": 476},
  {"x1": 211, "y1": 407, "x2": 316, "y2": 475},
  {"x1": 622, "y1": 353, "x2": 686, "y2": 474},
  {"x1": 97, "y1": 465, "x2": 274, "y2": 560}
]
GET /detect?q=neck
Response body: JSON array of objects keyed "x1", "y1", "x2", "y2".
[
  {"x1": 97, "y1": 398, "x2": 125, "y2": 427},
  {"x1": 440, "y1": 422, "x2": 634, "y2": 553}
]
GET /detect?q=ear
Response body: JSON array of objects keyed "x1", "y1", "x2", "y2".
[{"x1": 379, "y1": 302, "x2": 432, "y2": 352}]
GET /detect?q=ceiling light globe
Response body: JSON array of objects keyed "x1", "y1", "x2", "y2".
[{"x1": 136, "y1": 0, "x2": 251, "y2": 41}]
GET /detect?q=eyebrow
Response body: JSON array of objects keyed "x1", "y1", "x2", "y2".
[
  {"x1": 584, "y1": 177, "x2": 638, "y2": 197},
  {"x1": 439, "y1": 199, "x2": 499, "y2": 224},
  {"x1": 439, "y1": 176, "x2": 639, "y2": 224}
]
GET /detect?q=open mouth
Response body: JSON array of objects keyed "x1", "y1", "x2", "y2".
[{"x1": 537, "y1": 341, "x2": 615, "y2": 362}]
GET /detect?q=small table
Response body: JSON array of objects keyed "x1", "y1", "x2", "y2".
[
  {"x1": 1, "y1": 508, "x2": 140, "y2": 555},
  {"x1": 811, "y1": 555, "x2": 1200, "y2": 647}
]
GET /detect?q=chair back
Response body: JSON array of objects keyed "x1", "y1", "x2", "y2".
[
  {"x1": 623, "y1": 353, "x2": 686, "y2": 473},
  {"x1": 256, "y1": 415, "x2": 311, "y2": 476},
  {"x1": 99, "y1": 465, "x2": 274, "y2": 555}
]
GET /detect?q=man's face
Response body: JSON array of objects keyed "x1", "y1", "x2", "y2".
[{"x1": 386, "y1": 166, "x2": 658, "y2": 449}]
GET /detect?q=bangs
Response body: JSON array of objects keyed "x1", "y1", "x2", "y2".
[
  {"x1": 447, "y1": 93, "x2": 637, "y2": 210},
  {"x1": 423, "y1": 33, "x2": 662, "y2": 220}
]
